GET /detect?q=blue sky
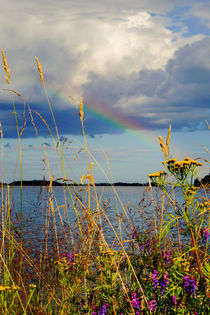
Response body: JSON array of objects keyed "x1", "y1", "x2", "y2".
[{"x1": 0, "y1": 0, "x2": 209, "y2": 183}]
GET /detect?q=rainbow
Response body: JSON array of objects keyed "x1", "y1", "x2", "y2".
[
  {"x1": 50, "y1": 91, "x2": 183, "y2": 156},
  {"x1": 84, "y1": 96, "x2": 160, "y2": 152}
]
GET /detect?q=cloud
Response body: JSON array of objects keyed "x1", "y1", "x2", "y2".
[
  {"x1": 191, "y1": 3, "x2": 210, "y2": 28},
  {"x1": 0, "y1": 1, "x2": 209, "y2": 138},
  {"x1": 0, "y1": 1, "x2": 201, "y2": 98},
  {"x1": 0, "y1": 99, "x2": 122, "y2": 138},
  {"x1": 83, "y1": 36, "x2": 210, "y2": 131},
  {"x1": 1, "y1": 36, "x2": 210, "y2": 137}
]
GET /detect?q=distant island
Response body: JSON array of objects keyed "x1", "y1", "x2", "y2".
[
  {"x1": 1, "y1": 179, "x2": 152, "y2": 187},
  {"x1": 0, "y1": 173, "x2": 209, "y2": 187}
]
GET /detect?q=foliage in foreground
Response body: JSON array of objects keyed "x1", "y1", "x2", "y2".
[{"x1": 0, "y1": 50, "x2": 209, "y2": 314}]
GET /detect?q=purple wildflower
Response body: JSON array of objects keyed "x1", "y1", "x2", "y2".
[
  {"x1": 159, "y1": 272, "x2": 170, "y2": 295},
  {"x1": 183, "y1": 275, "x2": 197, "y2": 297},
  {"x1": 62, "y1": 252, "x2": 67, "y2": 258},
  {"x1": 92, "y1": 305, "x2": 97, "y2": 315},
  {"x1": 201, "y1": 228, "x2": 209, "y2": 244},
  {"x1": 194, "y1": 309, "x2": 198, "y2": 315},
  {"x1": 132, "y1": 229, "x2": 138, "y2": 239},
  {"x1": 68, "y1": 252, "x2": 76, "y2": 263},
  {"x1": 139, "y1": 243, "x2": 144, "y2": 252},
  {"x1": 151, "y1": 270, "x2": 159, "y2": 290},
  {"x1": 163, "y1": 249, "x2": 171, "y2": 265},
  {"x1": 131, "y1": 292, "x2": 141, "y2": 309},
  {"x1": 146, "y1": 239, "x2": 152, "y2": 253},
  {"x1": 172, "y1": 295, "x2": 177, "y2": 305},
  {"x1": 99, "y1": 303, "x2": 108, "y2": 315},
  {"x1": 148, "y1": 300, "x2": 157, "y2": 312}
]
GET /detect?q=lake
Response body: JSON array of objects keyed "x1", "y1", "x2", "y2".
[{"x1": 0, "y1": 185, "x2": 208, "y2": 252}]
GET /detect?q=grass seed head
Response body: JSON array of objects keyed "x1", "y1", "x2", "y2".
[
  {"x1": 79, "y1": 97, "x2": 84, "y2": 122},
  {"x1": 80, "y1": 174, "x2": 95, "y2": 186},
  {"x1": 35, "y1": 56, "x2": 44, "y2": 84},
  {"x1": 166, "y1": 124, "x2": 171, "y2": 149},
  {"x1": 158, "y1": 135, "x2": 168, "y2": 159},
  {"x1": 1, "y1": 48, "x2": 11, "y2": 84}
]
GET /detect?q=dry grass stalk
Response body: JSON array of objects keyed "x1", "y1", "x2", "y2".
[
  {"x1": 4, "y1": 75, "x2": 10, "y2": 85},
  {"x1": 74, "y1": 148, "x2": 83, "y2": 162},
  {"x1": 159, "y1": 125, "x2": 171, "y2": 159},
  {"x1": 158, "y1": 136, "x2": 168, "y2": 159},
  {"x1": 89, "y1": 162, "x2": 94, "y2": 173},
  {"x1": 35, "y1": 56, "x2": 44, "y2": 84},
  {"x1": 80, "y1": 174, "x2": 95, "y2": 186},
  {"x1": 79, "y1": 97, "x2": 84, "y2": 122},
  {"x1": 166, "y1": 124, "x2": 171, "y2": 149},
  {"x1": 1, "y1": 48, "x2": 11, "y2": 84}
]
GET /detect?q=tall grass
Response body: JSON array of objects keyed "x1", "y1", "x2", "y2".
[{"x1": 0, "y1": 52, "x2": 209, "y2": 314}]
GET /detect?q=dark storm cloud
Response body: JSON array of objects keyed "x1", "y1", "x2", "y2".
[
  {"x1": 83, "y1": 37, "x2": 210, "y2": 132},
  {"x1": 0, "y1": 99, "x2": 122, "y2": 138}
]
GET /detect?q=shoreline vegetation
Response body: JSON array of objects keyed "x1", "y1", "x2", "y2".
[{"x1": 0, "y1": 51, "x2": 209, "y2": 314}]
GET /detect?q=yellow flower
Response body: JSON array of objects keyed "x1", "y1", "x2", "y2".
[
  {"x1": 166, "y1": 158, "x2": 177, "y2": 164},
  {"x1": 159, "y1": 171, "x2": 167, "y2": 175},
  {"x1": 197, "y1": 162, "x2": 203, "y2": 166},
  {"x1": 148, "y1": 172, "x2": 161, "y2": 177},
  {"x1": 0, "y1": 285, "x2": 10, "y2": 291},
  {"x1": 182, "y1": 160, "x2": 191, "y2": 166},
  {"x1": 174, "y1": 161, "x2": 183, "y2": 167},
  {"x1": 191, "y1": 186, "x2": 198, "y2": 191},
  {"x1": 190, "y1": 160, "x2": 202, "y2": 166}
]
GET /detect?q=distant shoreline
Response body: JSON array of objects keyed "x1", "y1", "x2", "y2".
[
  {"x1": 1, "y1": 180, "x2": 153, "y2": 187},
  {"x1": 1, "y1": 173, "x2": 209, "y2": 187}
]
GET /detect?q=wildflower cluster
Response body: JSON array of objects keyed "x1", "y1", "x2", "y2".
[
  {"x1": 130, "y1": 292, "x2": 141, "y2": 310},
  {"x1": 54, "y1": 252, "x2": 76, "y2": 271},
  {"x1": 148, "y1": 171, "x2": 167, "y2": 186},
  {"x1": 0, "y1": 284, "x2": 19, "y2": 292},
  {"x1": 172, "y1": 295, "x2": 177, "y2": 305},
  {"x1": 163, "y1": 249, "x2": 171, "y2": 265},
  {"x1": 198, "y1": 201, "x2": 209, "y2": 208},
  {"x1": 151, "y1": 270, "x2": 159, "y2": 291},
  {"x1": 162, "y1": 158, "x2": 203, "y2": 181},
  {"x1": 159, "y1": 272, "x2": 169, "y2": 295},
  {"x1": 148, "y1": 299, "x2": 157, "y2": 312},
  {"x1": 92, "y1": 303, "x2": 108, "y2": 315},
  {"x1": 183, "y1": 275, "x2": 197, "y2": 297},
  {"x1": 201, "y1": 227, "x2": 209, "y2": 244},
  {"x1": 151, "y1": 269, "x2": 170, "y2": 296}
]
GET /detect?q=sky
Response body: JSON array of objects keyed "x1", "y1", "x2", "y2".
[{"x1": 0, "y1": 0, "x2": 210, "y2": 183}]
